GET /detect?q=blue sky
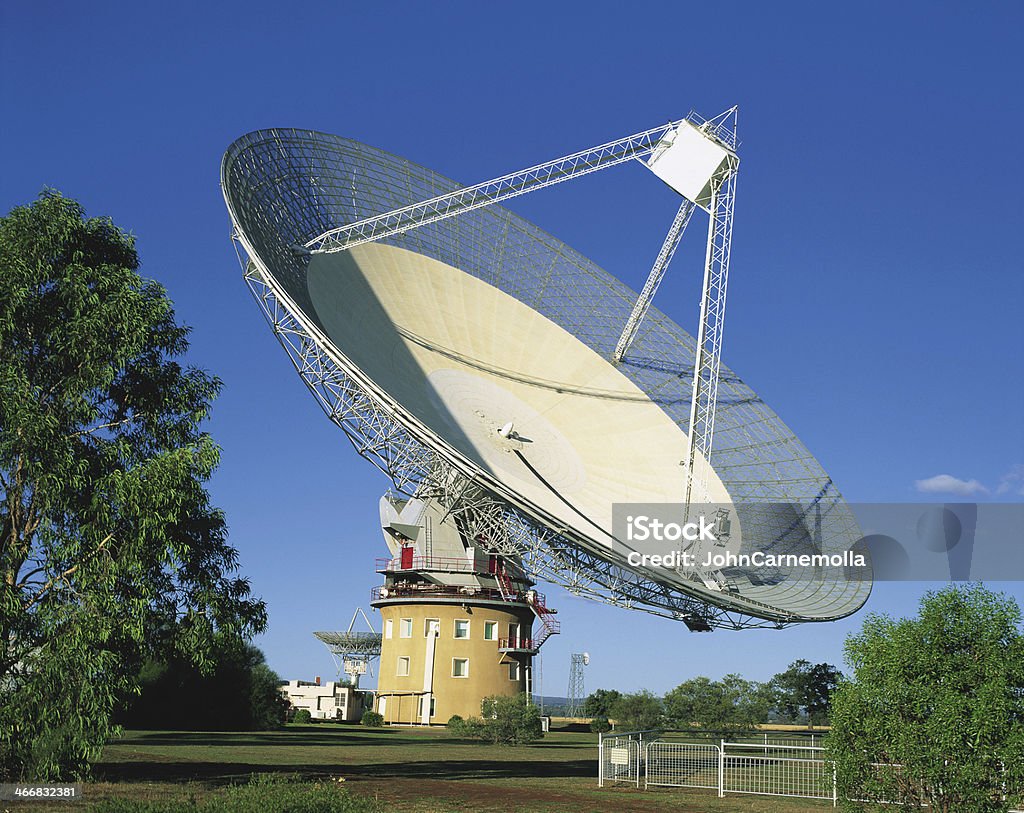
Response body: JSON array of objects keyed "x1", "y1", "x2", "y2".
[{"x1": 2, "y1": 2, "x2": 1022, "y2": 695}]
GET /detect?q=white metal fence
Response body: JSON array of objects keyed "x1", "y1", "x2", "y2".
[
  {"x1": 644, "y1": 741, "x2": 721, "y2": 791},
  {"x1": 597, "y1": 730, "x2": 649, "y2": 788},
  {"x1": 721, "y1": 742, "x2": 834, "y2": 801},
  {"x1": 599, "y1": 732, "x2": 1023, "y2": 810}
]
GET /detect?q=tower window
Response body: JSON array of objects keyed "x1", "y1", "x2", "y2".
[
  {"x1": 484, "y1": 621, "x2": 497, "y2": 641},
  {"x1": 454, "y1": 619, "x2": 470, "y2": 639},
  {"x1": 384, "y1": 619, "x2": 393, "y2": 639},
  {"x1": 509, "y1": 662, "x2": 520, "y2": 681},
  {"x1": 396, "y1": 656, "x2": 410, "y2": 676},
  {"x1": 452, "y1": 658, "x2": 469, "y2": 678},
  {"x1": 399, "y1": 618, "x2": 412, "y2": 638}
]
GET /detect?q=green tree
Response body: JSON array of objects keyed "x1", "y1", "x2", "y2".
[
  {"x1": 663, "y1": 674, "x2": 770, "y2": 733},
  {"x1": 118, "y1": 642, "x2": 286, "y2": 731},
  {"x1": 769, "y1": 659, "x2": 842, "y2": 725},
  {"x1": 829, "y1": 584, "x2": 1024, "y2": 812},
  {"x1": 609, "y1": 690, "x2": 663, "y2": 731},
  {"x1": 0, "y1": 193, "x2": 266, "y2": 779},
  {"x1": 249, "y1": 659, "x2": 289, "y2": 731},
  {"x1": 581, "y1": 688, "x2": 622, "y2": 718}
]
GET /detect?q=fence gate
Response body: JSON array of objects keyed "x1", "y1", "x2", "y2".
[
  {"x1": 721, "y1": 742, "x2": 835, "y2": 801},
  {"x1": 598, "y1": 731, "x2": 650, "y2": 787},
  {"x1": 644, "y1": 741, "x2": 721, "y2": 791}
]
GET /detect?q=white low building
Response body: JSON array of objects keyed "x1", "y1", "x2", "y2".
[{"x1": 281, "y1": 679, "x2": 364, "y2": 721}]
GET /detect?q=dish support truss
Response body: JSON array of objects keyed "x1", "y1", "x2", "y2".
[{"x1": 240, "y1": 256, "x2": 787, "y2": 630}]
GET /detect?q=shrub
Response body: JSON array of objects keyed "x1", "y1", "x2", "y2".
[
  {"x1": 446, "y1": 714, "x2": 485, "y2": 739},
  {"x1": 590, "y1": 716, "x2": 611, "y2": 734},
  {"x1": 292, "y1": 709, "x2": 312, "y2": 724},
  {"x1": 477, "y1": 693, "x2": 543, "y2": 745},
  {"x1": 360, "y1": 710, "x2": 384, "y2": 727}
]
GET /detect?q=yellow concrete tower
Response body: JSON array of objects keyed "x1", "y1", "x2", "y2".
[{"x1": 371, "y1": 496, "x2": 558, "y2": 725}]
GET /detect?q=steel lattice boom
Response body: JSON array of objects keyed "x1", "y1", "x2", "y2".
[
  {"x1": 302, "y1": 120, "x2": 684, "y2": 255},
  {"x1": 614, "y1": 198, "x2": 696, "y2": 361},
  {"x1": 684, "y1": 161, "x2": 739, "y2": 513}
]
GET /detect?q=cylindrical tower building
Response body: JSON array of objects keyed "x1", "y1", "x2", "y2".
[{"x1": 371, "y1": 495, "x2": 559, "y2": 724}]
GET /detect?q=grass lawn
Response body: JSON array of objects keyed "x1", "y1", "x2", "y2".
[{"x1": 6, "y1": 725, "x2": 835, "y2": 812}]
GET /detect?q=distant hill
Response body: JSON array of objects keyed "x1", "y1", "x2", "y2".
[{"x1": 533, "y1": 696, "x2": 571, "y2": 712}]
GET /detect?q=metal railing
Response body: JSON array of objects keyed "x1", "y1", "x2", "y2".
[
  {"x1": 375, "y1": 555, "x2": 480, "y2": 574},
  {"x1": 645, "y1": 741, "x2": 721, "y2": 791},
  {"x1": 598, "y1": 734, "x2": 1023, "y2": 810},
  {"x1": 598, "y1": 730, "x2": 656, "y2": 788},
  {"x1": 371, "y1": 585, "x2": 513, "y2": 603},
  {"x1": 721, "y1": 742, "x2": 835, "y2": 802},
  {"x1": 498, "y1": 637, "x2": 535, "y2": 651},
  {"x1": 636, "y1": 737, "x2": 834, "y2": 803}
]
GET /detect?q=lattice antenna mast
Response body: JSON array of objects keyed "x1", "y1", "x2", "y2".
[
  {"x1": 566, "y1": 652, "x2": 590, "y2": 718},
  {"x1": 300, "y1": 108, "x2": 740, "y2": 515}
]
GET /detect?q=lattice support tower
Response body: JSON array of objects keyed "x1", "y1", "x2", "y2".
[{"x1": 566, "y1": 652, "x2": 589, "y2": 718}]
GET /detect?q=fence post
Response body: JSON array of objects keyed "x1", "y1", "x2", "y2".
[
  {"x1": 719, "y1": 739, "x2": 726, "y2": 797},
  {"x1": 636, "y1": 733, "x2": 642, "y2": 788},
  {"x1": 832, "y1": 761, "x2": 838, "y2": 807},
  {"x1": 597, "y1": 731, "x2": 603, "y2": 787},
  {"x1": 642, "y1": 738, "x2": 647, "y2": 789}
]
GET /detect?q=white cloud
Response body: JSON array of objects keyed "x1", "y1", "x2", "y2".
[
  {"x1": 914, "y1": 473, "x2": 989, "y2": 497},
  {"x1": 995, "y1": 464, "x2": 1024, "y2": 497}
]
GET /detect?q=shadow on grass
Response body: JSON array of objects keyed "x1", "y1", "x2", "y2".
[
  {"x1": 111, "y1": 729, "x2": 404, "y2": 748},
  {"x1": 96, "y1": 757, "x2": 597, "y2": 785},
  {"x1": 112, "y1": 729, "x2": 591, "y2": 750}
]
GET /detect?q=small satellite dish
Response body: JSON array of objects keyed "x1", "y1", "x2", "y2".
[{"x1": 582, "y1": 653, "x2": 590, "y2": 666}]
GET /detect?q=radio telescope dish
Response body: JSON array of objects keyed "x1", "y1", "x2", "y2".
[
  {"x1": 222, "y1": 122, "x2": 870, "y2": 629},
  {"x1": 314, "y1": 609, "x2": 382, "y2": 687}
]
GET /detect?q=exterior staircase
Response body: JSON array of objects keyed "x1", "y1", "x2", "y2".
[
  {"x1": 494, "y1": 564, "x2": 515, "y2": 601},
  {"x1": 491, "y1": 557, "x2": 560, "y2": 652},
  {"x1": 526, "y1": 590, "x2": 560, "y2": 649}
]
